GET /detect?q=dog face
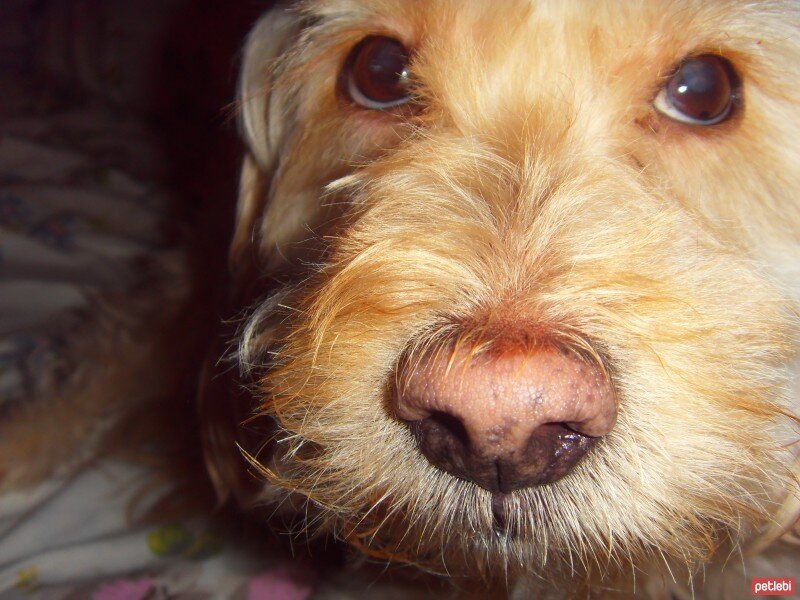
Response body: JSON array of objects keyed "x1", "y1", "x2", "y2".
[{"x1": 225, "y1": 0, "x2": 800, "y2": 589}]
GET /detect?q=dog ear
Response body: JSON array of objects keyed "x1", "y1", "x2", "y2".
[
  {"x1": 198, "y1": 5, "x2": 302, "y2": 507},
  {"x1": 231, "y1": 5, "x2": 301, "y2": 276}
]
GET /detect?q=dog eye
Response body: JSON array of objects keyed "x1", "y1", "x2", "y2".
[
  {"x1": 654, "y1": 55, "x2": 737, "y2": 125},
  {"x1": 345, "y1": 36, "x2": 412, "y2": 110}
]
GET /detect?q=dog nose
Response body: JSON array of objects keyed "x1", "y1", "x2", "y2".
[{"x1": 394, "y1": 342, "x2": 617, "y2": 493}]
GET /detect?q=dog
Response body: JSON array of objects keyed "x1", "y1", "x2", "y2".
[{"x1": 195, "y1": 0, "x2": 800, "y2": 596}]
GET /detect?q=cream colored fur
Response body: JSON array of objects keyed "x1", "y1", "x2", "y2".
[
  {"x1": 228, "y1": 1, "x2": 800, "y2": 597},
  {"x1": 4, "y1": 1, "x2": 797, "y2": 598}
]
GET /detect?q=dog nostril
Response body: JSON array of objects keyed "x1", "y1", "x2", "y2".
[
  {"x1": 424, "y1": 411, "x2": 470, "y2": 447},
  {"x1": 526, "y1": 422, "x2": 597, "y2": 480},
  {"x1": 411, "y1": 410, "x2": 473, "y2": 474}
]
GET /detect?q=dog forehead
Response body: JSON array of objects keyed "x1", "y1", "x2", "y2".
[
  {"x1": 304, "y1": 0, "x2": 763, "y2": 123},
  {"x1": 306, "y1": 1, "x2": 753, "y2": 58}
]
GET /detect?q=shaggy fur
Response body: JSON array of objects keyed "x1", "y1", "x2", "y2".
[{"x1": 204, "y1": 0, "x2": 800, "y2": 596}]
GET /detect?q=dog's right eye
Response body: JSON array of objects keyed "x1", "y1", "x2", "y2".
[
  {"x1": 344, "y1": 36, "x2": 413, "y2": 110},
  {"x1": 653, "y1": 54, "x2": 738, "y2": 126}
]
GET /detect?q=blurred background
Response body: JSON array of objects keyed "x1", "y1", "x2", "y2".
[
  {"x1": 0, "y1": 3, "x2": 350, "y2": 598},
  {"x1": 0, "y1": 0, "x2": 278, "y2": 410},
  {"x1": 0, "y1": 0, "x2": 272, "y2": 242}
]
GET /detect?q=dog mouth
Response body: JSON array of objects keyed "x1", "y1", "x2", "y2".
[
  {"x1": 491, "y1": 492, "x2": 511, "y2": 536},
  {"x1": 386, "y1": 326, "x2": 617, "y2": 544}
]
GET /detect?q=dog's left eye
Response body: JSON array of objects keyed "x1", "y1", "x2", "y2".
[
  {"x1": 344, "y1": 36, "x2": 413, "y2": 110},
  {"x1": 654, "y1": 54, "x2": 738, "y2": 126}
]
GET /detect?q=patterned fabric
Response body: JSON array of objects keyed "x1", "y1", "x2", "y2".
[
  {"x1": 0, "y1": 461, "x2": 317, "y2": 600},
  {"x1": 0, "y1": 133, "x2": 164, "y2": 408}
]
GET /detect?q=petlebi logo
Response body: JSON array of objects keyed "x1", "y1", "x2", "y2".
[{"x1": 751, "y1": 578, "x2": 796, "y2": 596}]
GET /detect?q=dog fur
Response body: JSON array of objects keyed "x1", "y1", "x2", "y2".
[{"x1": 203, "y1": 0, "x2": 800, "y2": 597}]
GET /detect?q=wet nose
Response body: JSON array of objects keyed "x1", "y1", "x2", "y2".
[{"x1": 394, "y1": 342, "x2": 617, "y2": 493}]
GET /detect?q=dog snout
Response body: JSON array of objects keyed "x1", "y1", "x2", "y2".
[{"x1": 394, "y1": 341, "x2": 617, "y2": 493}]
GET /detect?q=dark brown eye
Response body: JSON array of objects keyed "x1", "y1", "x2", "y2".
[
  {"x1": 345, "y1": 36, "x2": 412, "y2": 110},
  {"x1": 654, "y1": 54, "x2": 738, "y2": 125}
]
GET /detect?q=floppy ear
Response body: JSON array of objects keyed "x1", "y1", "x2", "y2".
[
  {"x1": 199, "y1": 5, "x2": 302, "y2": 506},
  {"x1": 231, "y1": 5, "x2": 301, "y2": 274}
]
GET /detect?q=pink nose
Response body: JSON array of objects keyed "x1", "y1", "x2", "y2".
[{"x1": 394, "y1": 342, "x2": 617, "y2": 493}]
